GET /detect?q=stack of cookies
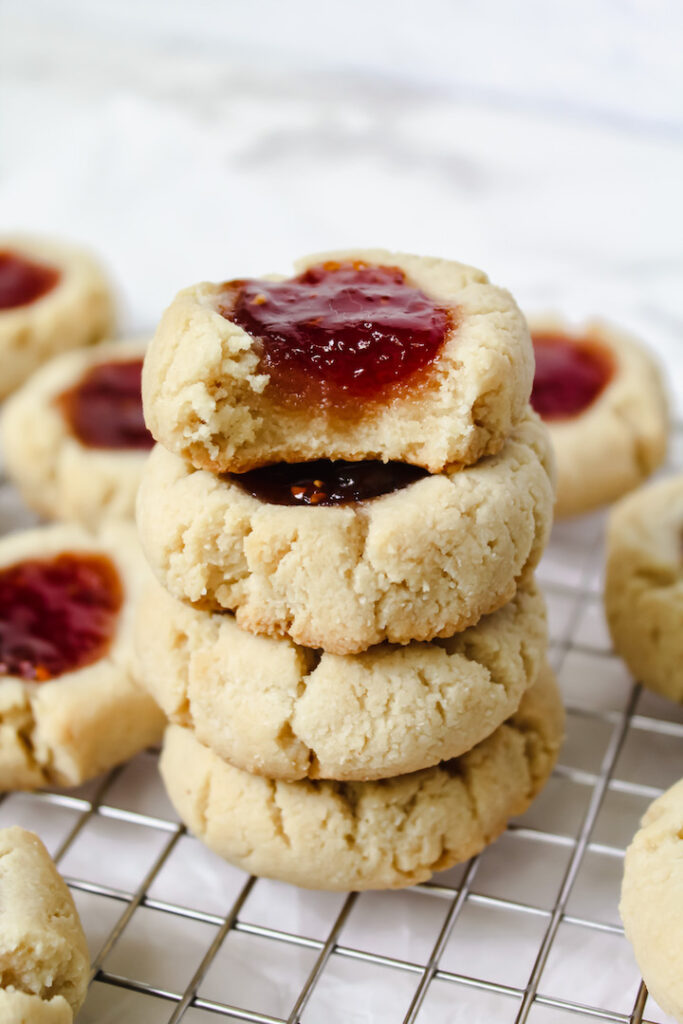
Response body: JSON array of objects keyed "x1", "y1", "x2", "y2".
[{"x1": 136, "y1": 249, "x2": 564, "y2": 890}]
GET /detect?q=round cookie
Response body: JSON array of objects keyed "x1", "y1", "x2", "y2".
[
  {"x1": 528, "y1": 315, "x2": 668, "y2": 518},
  {"x1": 0, "y1": 236, "x2": 115, "y2": 399},
  {"x1": 138, "y1": 575, "x2": 547, "y2": 782},
  {"x1": 0, "y1": 826, "x2": 89, "y2": 1016},
  {"x1": 160, "y1": 663, "x2": 564, "y2": 891},
  {"x1": 0, "y1": 522, "x2": 165, "y2": 791},
  {"x1": 137, "y1": 407, "x2": 554, "y2": 654},
  {"x1": 605, "y1": 475, "x2": 683, "y2": 703},
  {"x1": 620, "y1": 778, "x2": 683, "y2": 1022},
  {"x1": 143, "y1": 249, "x2": 534, "y2": 474},
  {"x1": 2, "y1": 339, "x2": 152, "y2": 529}
]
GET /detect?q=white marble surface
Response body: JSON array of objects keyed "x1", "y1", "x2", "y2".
[{"x1": 2, "y1": 1, "x2": 682, "y2": 406}]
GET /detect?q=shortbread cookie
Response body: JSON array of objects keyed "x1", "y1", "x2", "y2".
[
  {"x1": 2, "y1": 339, "x2": 152, "y2": 529},
  {"x1": 605, "y1": 475, "x2": 683, "y2": 703},
  {"x1": 0, "y1": 989, "x2": 72, "y2": 1023},
  {"x1": 137, "y1": 575, "x2": 547, "y2": 781},
  {"x1": 137, "y1": 407, "x2": 554, "y2": 653},
  {"x1": 620, "y1": 779, "x2": 683, "y2": 1022},
  {"x1": 0, "y1": 236, "x2": 114, "y2": 399},
  {"x1": 160, "y1": 663, "x2": 564, "y2": 890},
  {"x1": 0, "y1": 522, "x2": 165, "y2": 791},
  {"x1": 528, "y1": 316, "x2": 668, "y2": 518},
  {"x1": 143, "y1": 249, "x2": 534, "y2": 474},
  {"x1": 0, "y1": 827, "x2": 89, "y2": 1016}
]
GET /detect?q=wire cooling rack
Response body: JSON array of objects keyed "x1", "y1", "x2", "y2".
[{"x1": 0, "y1": 429, "x2": 681, "y2": 1024}]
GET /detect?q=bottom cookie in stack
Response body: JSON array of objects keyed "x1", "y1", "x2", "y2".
[{"x1": 159, "y1": 663, "x2": 563, "y2": 891}]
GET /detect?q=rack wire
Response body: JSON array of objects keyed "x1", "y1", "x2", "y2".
[{"x1": 0, "y1": 427, "x2": 681, "y2": 1024}]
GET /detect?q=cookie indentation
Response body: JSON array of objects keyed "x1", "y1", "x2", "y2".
[
  {"x1": 219, "y1": 261, "x2": 452, "y2": 407},
  {"x1": 230, "y1": 459, "x2": 429, "y2": 506},
  {"x1": 0, "y1": 553, "x2": 123, "y2": 681},
  {"x1": 57, "y1": 359, "x2": 153, "y2": 450},
  {"x1": 0, "y1": 250, "x2": 60, "y2": 310},
  {"x1": 531, "y1": 332, "x2": 614, "y2": 420}
]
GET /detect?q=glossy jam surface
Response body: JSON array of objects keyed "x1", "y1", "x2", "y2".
[
  {"x1": 531, "y1": 333, "x2": 615, "y2": 420},
  {"x1": 58, "y1": 359, "x2": 153, "y2": 450},
  {"x1": 0, "y1": 250, "x2": 61, "y2": 310},
  {"x1": 0, "y1": 553, "x2": 123, "y2": 681},
  {"x1": 231, "y1": 459, "x2": 428, "y2": 506},
  {"x1": 220, "y1": 261, "x2": 451, "y2": 406}
]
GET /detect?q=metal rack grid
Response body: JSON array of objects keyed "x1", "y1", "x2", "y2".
[{"x1": 0, "y1": 429, "x2": 681, "y2": 1024}]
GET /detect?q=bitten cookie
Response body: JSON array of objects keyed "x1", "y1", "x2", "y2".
[
  {"x1": 160, "y1": 663, "x2": 564, "y2": 891},
  {"x1": 0, "y1": 522, "x2": 165, "y2": 791},
  {"x1": 143, "y1": 249, "x2": 534, "y2": 474},
  {"x1": 528, "y1": 316, "x2": 668, "y2": 518},
  {"x1": 137, "y1": 575, "x2": 547, "y2": 781},
  {"x1": 137, "y1": 407, "x2": 554, "y2": 654},
  {"x1": 0, "y1": 826, "x2": 89, "y2": 1018},
  {"x1": 2, "y1": 339, "x2": 152, "y2": 529},
  {"x1": 620, "y1": 779, "x2": 683, "y2": 1022},
  {"x1": 605, "y1": 475, "x2": 683, "y2": 703},
  {"x1": 0, "y1": 236, "x2": 115, "y2": 399}
]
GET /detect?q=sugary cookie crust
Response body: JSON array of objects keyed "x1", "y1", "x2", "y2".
[
  {"x1": 138, "y1": 576, "x2": 547, "y2": 782},
  {"x1": 529, "y1": 316, "x2": 668, "y2": 519},
  {"x1": 620, "y1": 778, "x2": 683, "y2": 1022},
  {"x1": 1, "y1": 339, "x2": 149, "y2": 529},
  {"x1": 0, "y1": 522, "x2": 165, "y2": 791},
  {"x1": 605, "y1": 474, "x2": 683, "y2": 703},
  {"x1": 0, "y1": 827, "x2": 89, "y2": 1015},
  {"x1": 0, "y1": 236, "x2": 115, "y2": 400},
  {"x1": 0, "y1": 989, "x2": 73, "y2": 1023},
  {"x1": 160, "y1": 664, "x2": 564, "y2": 891},
  {"x1": 142, "y1": 249, "x2": 534, "y2": 474},
  {"x1": 137, "y1": 407, "x2": 554, "y2": 654}
]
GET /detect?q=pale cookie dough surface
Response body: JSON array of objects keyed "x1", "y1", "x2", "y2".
[
  {"x1": 143, "y1": 248, "x2": 534, "y2": 474},
  {"x1": 0, "y1": 235, "x2": 115, "y2": 399},
  {"x1": 2, "y1": 339, "x2": 149, "y2": 529},
  {"x1": 138, "y1": 407, "x2": 554, "y2": 654},
  {"x1": 137, "y1": 576, "x2": 547, "y2": 781},
  {"x1": 0, "y1": 522, "x2": 165, "y2": 791},
  {"x1": 605, "y1": 474, "x2": 683, "y2": 703},
  {"x1": 0, "y1": 989, "x2": 73, "y2": 1023},
  {"x1": 160, "y1": 663, "x2": 564, "y2": 891},
  {"x1": 0, "y1": 827, "x2": 89, "y2": 1015},
  {"x1": 620, "y1": 778, "x2": 683, "y2": 1022},
  {"x1": 529, "y1": 316, "x2": 668, "y2": 519}
]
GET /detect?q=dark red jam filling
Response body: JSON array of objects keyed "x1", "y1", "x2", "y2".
[
  {"x1": 0, "y1": 553, "x2": 123, "y2": 681},
  {"x1": 219, "y1": 261, "x2": 452, "y2": 406},
  {"x1": 531, "y1": 333, "x2": 615, "y2": 420},
  {"x1": 231, "y1": 459, "x2": 428, "y2": 506},
  {"x1": 57, "y1": 359, "x2": 153, "y2": 450},
  {"x1": 0, "y1": 250, "x2": 61, "y2": 310}
]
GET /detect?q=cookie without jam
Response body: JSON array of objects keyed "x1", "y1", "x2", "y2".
[
  {"x1": 1, "y1": 340, "x2": 150, "y2": 529},
  {"x1": 527, "y1": 316, "x2": 668, "y2": 518},
  {"x1": 137, "y1": 407, "x2": 555, "y2": 654},
  {"x1": 142, "y1": 248, "x2": 534, "y2": 473},
  {"x1": 159, "y1": 664, "x2": 564, "y2": 891},
  {"x1": 0, "y1": 235, "x2": 114, "y2": 399}
]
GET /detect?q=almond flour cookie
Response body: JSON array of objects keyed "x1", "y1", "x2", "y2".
[
  {"x1": 605, "y1": 475, "x2": 683, "y2": 703},
  {"x1": 528, "y1": 315, "x2": 668, "y2": 518},
  {"x1": 2, "y1": 339, "x2": 152, "y2": 529},
  {"x1": 143, "y1": 249, "x2": 534, "y2": 474},
  {"x1": 620, "y1": 779, "x2": 683, "y2": 1022},
  {"x1": 0, "y1": 236, "x2": 115, "y2": 399},
  {"x1": 137, "y1": 575, "x2": 546, "y2": 781},
  {"x1": 0, "y1": 522, "x2": 164, "y2": 791},
  {"x1": 137, "y1": 408, "x2": 554, "y2": 654},
  {"x1": 160, "y1": 663, "x2": 564, "y2": 891},
  {"x1": 0, "y1": 827, "x2": 89, "y2": 1018}
]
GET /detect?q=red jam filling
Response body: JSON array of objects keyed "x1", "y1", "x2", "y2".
[
  {"x1": 232, "y1": 459, "x2": 428, "y2": 506},
  {"x1": 58, "y1": 359, "x2": 153, "y2": 450},
  {"x1": 0, "y1": 553, "x2": 123, "y2": 682},
  {"x1": 219, "y1": 261, "x2": 452, "y2": 406},
  {"x1": 531, "y1": 333, "x2": 615, "y2": 420},
  {"x1": 0, "y1": 250, "x2": 61, "y2": 310}
]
